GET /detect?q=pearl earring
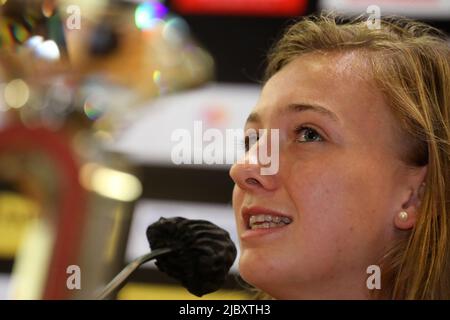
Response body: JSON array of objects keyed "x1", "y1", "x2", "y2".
[{"x1": 398, "y1": 211, "x2": 408, "y2": 221}]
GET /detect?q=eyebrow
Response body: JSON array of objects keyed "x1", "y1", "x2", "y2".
[
  {"x1": 284, "y1": 103, "x2": 339, "y2": 122},
  {"x1": 245, "y1": 102, "x2": 339, "y2": 125}
]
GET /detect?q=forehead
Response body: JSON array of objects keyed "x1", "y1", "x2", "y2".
[
  {"x1": 257, "y1": 51, "x2": 374, "y2": 116},
  {"x1": 253, "y1": 51, "x2": 396, "y2": 133}
]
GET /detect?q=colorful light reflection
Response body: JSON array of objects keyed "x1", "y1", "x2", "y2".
[{"x1": 135, "y1": 1, "x2": 169, "y2": 30}]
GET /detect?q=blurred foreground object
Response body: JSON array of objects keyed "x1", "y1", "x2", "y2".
[
  {"x1": 97, "y1": 216, "x2": 237, "y2": 299},
  {"x1": 147, "y1": 217, "x2": 236, "y2": 297},
  {"x1": 0, "y1": 0, "x2": 213, "y2": 299}
]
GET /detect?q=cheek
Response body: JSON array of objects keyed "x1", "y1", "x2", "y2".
[{"x1": 286, "y1": 156, "x2": 396, "y2": 266}]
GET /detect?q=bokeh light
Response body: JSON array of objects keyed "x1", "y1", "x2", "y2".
[
  {"x1": 135, "y1": 1, "x2": 168, "y2": 30},
  {"x1": 152, "y1": 69, "x2": 168, "y2": 95},
  {"x1": 35, "y1": 40, "x2": 60, "y2": 60},
  {"x1": 152, "y1": 70, "x2": 161, "y2": 83},
  {"x1": 25, "y1": 36, "x2": 60, "y2": 61},
  {"x1": 84, "y1": 99, "x2": 104, "y2": 121},
  {"x1": 80, "y1": 163, "x2": 142, "y2": 202},
  {"x1": 4, "y1": 79, "x2": 30, "y2": 109},
  {"x1": 25, "y1": 35, "x2": 44, "y2": 50}
]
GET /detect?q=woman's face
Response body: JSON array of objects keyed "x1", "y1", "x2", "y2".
[{"x1": 229, "y1": 52, "x2": 420, "y2": 299}]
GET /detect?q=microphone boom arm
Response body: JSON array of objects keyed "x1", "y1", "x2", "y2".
[{"x1": 96, "y1": 248, "x2": 173, "y2": 300}]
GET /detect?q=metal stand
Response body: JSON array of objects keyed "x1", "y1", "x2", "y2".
[{"x1": 97, "y1": 248, "x2": 172, "y2": 300}]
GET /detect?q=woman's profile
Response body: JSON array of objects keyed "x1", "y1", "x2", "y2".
[{"x1": 230, "y1": 13, "x2": 450, "y2": 299}]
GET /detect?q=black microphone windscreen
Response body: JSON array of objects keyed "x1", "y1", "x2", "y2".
[{"x1": 146, "y1": 217, "x2": 237, "y2": 297}]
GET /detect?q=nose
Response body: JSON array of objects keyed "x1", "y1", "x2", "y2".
[
  {"x1": 229, "y1": 133, "x2": 280, "y2": 193},
  {"x1": 229, "y1": 162, "x2": 279, "y2": 193}
]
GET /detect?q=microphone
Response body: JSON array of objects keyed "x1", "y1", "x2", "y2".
[{"x1": 97, "y1": 217, "x2": 237, "y2": 299}]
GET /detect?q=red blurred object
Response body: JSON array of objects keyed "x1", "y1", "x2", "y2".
[
  {"x1": 172, "y1": 0, "x2": 308, "y2": 16},
  {"x1": 0, "y1": 126, "x2": 87, "y2": 299}
]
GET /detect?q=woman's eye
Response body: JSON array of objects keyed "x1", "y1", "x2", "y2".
[{"x1": 296, "y1": 126, "x2": 323, "y2": 143}]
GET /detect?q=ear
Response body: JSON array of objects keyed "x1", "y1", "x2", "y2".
[{"x1": 394, "y1": 165, "x2": 428, "y2": 230}]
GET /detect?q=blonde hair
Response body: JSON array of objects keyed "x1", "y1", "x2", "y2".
[{"x1": 264, "y1": 13, "x2": 450, "y2": 299}]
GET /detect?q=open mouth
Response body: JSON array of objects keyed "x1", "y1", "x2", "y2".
[
  {"x1": 243, "y1": 207, "x2": 293, "y2": 231},
  {"x1": 248, "y1": 214, "x2": 292, "y2": 230}
]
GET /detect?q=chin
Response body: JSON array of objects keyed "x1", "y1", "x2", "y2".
[{"x1": 238, "y1": 249, "x2": 287, "y2": 295}]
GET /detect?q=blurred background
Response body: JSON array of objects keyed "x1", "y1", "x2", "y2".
[{"x1": 0, "y1": 0, "x2": 448, "y2": 300}]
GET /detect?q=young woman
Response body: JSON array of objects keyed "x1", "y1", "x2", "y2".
[{"x1": 230, "y1": 14, "x2": 450, "y2": 299}]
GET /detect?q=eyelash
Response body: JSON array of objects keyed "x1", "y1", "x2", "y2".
[{"x1": 241, "y1": 125, "x2": 323, "y2": 152}]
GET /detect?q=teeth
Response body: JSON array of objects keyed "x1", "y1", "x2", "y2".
[
  {"x1": 282, "y1": 217, "x2": 291, "y2": 224},
  {"x1": 248, "y1": 214, "x2": 292, "y2": 230},
  {"x1": 256, "y1": 215, "x2": 265, "y2": 222}
]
